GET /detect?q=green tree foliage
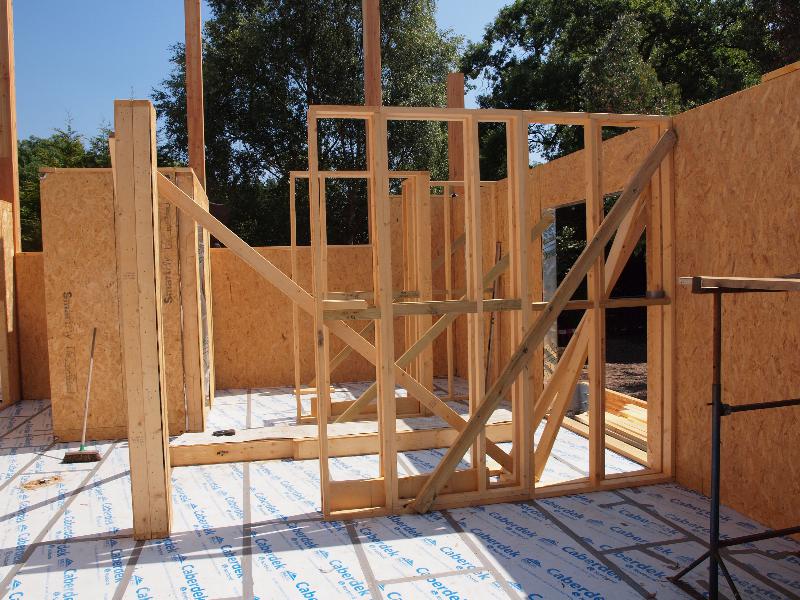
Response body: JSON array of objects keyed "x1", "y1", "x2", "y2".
[
  {"x1": 580, "y1": 14, "x2": 681, "y2": 115},
  {"x1": 463, "y1": 0, "x2": 795, "y2": 162},
  {"x1": 153, "y1": 0, "x2": 461, "y2": 246},
  {"x1": 18, "y1": 125, "x2": 111, "y2": 251}
]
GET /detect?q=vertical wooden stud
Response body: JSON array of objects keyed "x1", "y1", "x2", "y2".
[
  {"x1": 414, "y1": 173, "x2": 433, "y2": 396},
  {"x1": 0, "y1": 200, "x2": 18, "y2": 407},
  {"x1": 290, "y1": 175, "x2": 302, "y2": 421},
  {"x1": 464, "y1": 115, "x2": 487, "y2": 488},
  {"x1": 362, "y1": 0, "x2": 381, "y2": 107},
  {"x1": 176, "y1": 170, "x2": 207, "y2": 432},
  {"x1": 0, "y1": 0, "x2": 19, "y2": 251},
  {"x1": 646, "y1": 126, "x2": 664, "y2": 471},
  {"x1": 659, "y1": 121, "x2": 676, "y2": 477},
  {"x1": 443, "y1": 182, "x2": 455, "y2": 399},
  {"x1": 446, "y1": 73, "x2": 465, "y2": 180},
  {"x1": 184, "y1": 0, "x2": 206, "y2": 188},
  {"x1": 368, "y1": 112, "x2": 397, "y2": 510},
  {"x1": 446, "y1": 73, "x2": 465, "y2": 400},
  {"x1": 584, "y1": 120, "x2": 605, "y2": 485},
  {"x1": 0, "y1": 0, "x2": 20, "y2": 406},
  {"x1": 197, "y1": 176, "x2": 215, "y2": 405},
  {"x1": 507, "y1": 115, "x2": 533, "y2": 489},
  {"x1": 113, "y1": 100, "x2": 171, "y2": 540},
  {"x1": 308, "y1": 114, "x2": 332, "y2": 515}
]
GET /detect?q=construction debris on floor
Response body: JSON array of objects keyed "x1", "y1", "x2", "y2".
[{"x1": 1, "y1": 385, "x2": 798, "y2": 599}]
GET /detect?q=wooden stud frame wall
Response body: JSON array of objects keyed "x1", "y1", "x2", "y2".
[
  {"x1": 120, "y1": 99, "x2": 674, "y2": 535},
  {"x1": 305, "y1": 105, "x2": 676, "y2": 517}
]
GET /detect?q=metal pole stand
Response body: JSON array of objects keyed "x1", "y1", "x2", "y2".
[{"x1": 670, "y1": 281, "x2": 800, "y2": 599}]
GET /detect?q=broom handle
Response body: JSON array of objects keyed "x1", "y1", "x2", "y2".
[{"x1": 80, "y1": 328, "x2": 98, "y2": 449}]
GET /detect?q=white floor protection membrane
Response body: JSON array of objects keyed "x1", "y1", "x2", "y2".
[{"x1": 1, "y1": 386, "x2": 798, "y2": 599}]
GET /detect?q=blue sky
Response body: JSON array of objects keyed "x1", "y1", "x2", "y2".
[{"x1": 14, "y1": 0, "x2": 508, "y2": 140}]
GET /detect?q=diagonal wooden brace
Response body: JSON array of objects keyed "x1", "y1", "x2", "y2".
[{"x1": 411, "y1": 129, "x2": 676, "y2": 513}]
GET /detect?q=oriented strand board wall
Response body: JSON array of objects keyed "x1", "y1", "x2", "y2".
[
  {"x1": 673, "y1": 71, "x2": 800, "y2": 530},
  {"x1": 534, "y1": 127, "x2": 651, "y2": 209},
  {"x1": 41, "y1": 170, "x2": 128, "y2": 440},
  {"x1": 212, "y1": 246, "x2": 375, "y2": 388},
  {"x1": 40, "y1": 168, "x2": 202, "y2": 440},
  {"x1": 18, "y1": 194, "x2": 448, "y2": 396},
  {"x1": 15, "y1": 252, "x2": 49, "y2": 399}
]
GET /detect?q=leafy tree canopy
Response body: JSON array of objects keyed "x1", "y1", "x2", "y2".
[
  {"x1": 154, "y1": 0, "x2": 461, "y2": 246},
  {"x1": 18, "y1": 125, "x2": 111, "y2": 251},
  {"x1": 463, "y1": 0, "x2": 798, "y2": 162}
]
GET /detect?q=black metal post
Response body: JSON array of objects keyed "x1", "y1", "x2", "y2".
[
  {"x1": 709, "y1": 290, "x2": 722, "y2": 598},
  {"x1": 671, "y1": 282, "x2": 799, "y2": 599}
]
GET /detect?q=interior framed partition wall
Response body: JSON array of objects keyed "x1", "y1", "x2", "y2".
[{"x1": 305, "y1": 105, "x2": 676, "y2": 518}]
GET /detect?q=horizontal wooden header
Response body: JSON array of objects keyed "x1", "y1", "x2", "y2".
[{"x1": 308, "y1": 104, "x2": 671, "y2": 127}]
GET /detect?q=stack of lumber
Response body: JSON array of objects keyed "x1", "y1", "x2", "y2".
[{"x1": 572, "y1": 389, "x2": 648, "y2": 451}]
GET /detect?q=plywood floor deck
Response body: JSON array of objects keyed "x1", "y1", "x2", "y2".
[{"x1": 0, "y1": 384, "x2": 798, "y2": 599}]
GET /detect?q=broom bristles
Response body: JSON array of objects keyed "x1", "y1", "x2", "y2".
[{"x1": 62, "y1": 450, "x2": 101, "y2": 463}]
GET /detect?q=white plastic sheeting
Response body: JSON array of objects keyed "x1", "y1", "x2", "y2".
[{"x1": 0, "y1": 383, "x2": 797, "y2": 599}]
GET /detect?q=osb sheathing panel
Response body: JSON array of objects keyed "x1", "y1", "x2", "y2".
[
  {"x1": 157, "y1": 172, "x2": 189, "y2": 430},
  {"x1": 15, "y1": 252, "x2": 50, "y2": 400},
  {"x1": 212, "y1": 246, "x2": 398, "y2": 388},
  {"x1": 41, "y1": 170, "x2": 127, "y2": 440},
  {"x1": 41, "y1": 169, "x2": 193, "y2": 440},
  {"x1": 0, "y1": 201, "x2": 20, "y2": 407},
  {"x1": 673, "y1": 72, "x2": 800, "y2": 530},
  {"x1": 534, "y1": 127, "x2": 652, "y2": 207}
]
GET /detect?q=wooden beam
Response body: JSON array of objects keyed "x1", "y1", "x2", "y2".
[
  {"x1": 308, "y1": 109, "x2": 333, "y2": 515},
  {"x1": 412, "y1": 128, "x2": 677, "y2": 513},
  {"x1": 659, "y1": 124, "x2": 676, "y2": 478},
  {"x1": 175, "y1": 170, "x2": 206, "y2": 431},
  {"x1": 324, "y1": 293, "x2": 665, "y2": 320},
  {"x1": 0, "y1": 0, "x2": 19, "y2": 407},
  {"x1": 464, "y1": 115, "x2": 487, "y2": 484},
  {"x1": 414, "y1": 173, "x2": 433, "y2": 396},
  {"x1": 368, "y1": 112, "x2": 397, "y2": 510},
  {"x1": 761, "y1": 60, "x2": 800, "y2": 83},
  {"x1": 362, "y1": 0, "x2": 381, "y2": 107},
  {"x1": 0, "y1": 0, "x2": 18, "y2": 251},
  {"x1": 646, "y1": 127, "x2": 664, "y2": 472},
  {"x1": 507, "y1": 113, "x2": 534, "y2": 489},
  {"x1": 170, "y1": 420, "x2": 515, "y2": 467},
  {"x1": 113, "y1": 100, "x2": 171, "y2": 540},
  {"x1": 0, "y1": 200, "x2": 18, "y2": 406},
  {"x1": 289, "y1": 176, "x2": 302, "y2": 419},
  {"x1": 184, "y1": 0, "x2": 206, "y2": 187},
  {"x1": 447, "y1": 73, "x2": 465, "y2": 181},
  {"x1": 584, "y1": 120, "x2": 606, "y2": 484},
  {"x1": 445, "y1": 73, "x2": 464, "y2": 401},
  {"x1": 681, "y1": 275, "x2": 800, "y2": 293}
]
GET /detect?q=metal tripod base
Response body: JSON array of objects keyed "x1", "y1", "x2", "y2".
[{"x1": 669, "y1": 548, "x2": 742, "y2": 600}]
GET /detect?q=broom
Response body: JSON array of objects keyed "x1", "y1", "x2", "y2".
[{"x1": 63, "y1": 327, "x2": 101, "y2": 463}]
